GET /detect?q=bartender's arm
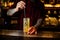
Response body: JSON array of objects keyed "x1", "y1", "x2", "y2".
[
  {"x1": 27, "y1": 0, "x2": 44, "y2": 34},
  {"x1": 7, "y1": 1, "x2": 26, "y2": 16},
  {"x1": 28, "y1": 19, "x2": 42, "y2": 34}
]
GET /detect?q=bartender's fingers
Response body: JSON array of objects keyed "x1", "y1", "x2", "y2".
[
  {"x1": 20, "y1": 1, "x2": 26, "y2": 5},
  {"x1": 20, "y1": 4, "x2": 26, "y2": 9},
  {"x1": 16, "y1": 1, "x2": 26, "y2": 9},
  {"x1": 30, "y1": 29, "x2": 35, "y2": 35},
  {"x1": 17, "y1": 1, "x2": 26, "y2": 5},
  {"x1": 28, "y1": 27, "x2": 34, "y2": 32},
  {"x1": 27, "y1": 27, "x2": 36, "y2": 35},
  {"x1": 27, "y1": 27, "x2": 33, "y2": 34},
  {"x1": 28, "y1": 27, "x2": 33, "y2": 32}
]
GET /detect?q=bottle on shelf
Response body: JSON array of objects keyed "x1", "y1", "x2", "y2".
[
  {"x1": 49, "y1": 17, "x2": 58, "y2": 26},
  {"x1": 58, "y1": 16, "x2": 60, "y2": 25},
  {"x1": 44, "y1": 15, "x2": 50, "y2": 25},
  {"x1": 54, "y1": 11, "x2": 57, "y2": 14},
  {"x1": 48, "y1": 10, "x2": 51, "y2": 14}
]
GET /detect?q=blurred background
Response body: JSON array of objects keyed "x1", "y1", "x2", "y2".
[{"x1": 0, "y1": 0, "x2": 60, "y2": 30}]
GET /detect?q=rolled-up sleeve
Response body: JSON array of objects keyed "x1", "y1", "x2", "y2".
[
  {"x1": 34, "y1": 19, "x2": 42, "y2": 28},
  {"x1": 7, "y1": 8, "x2": 17, "y2": 16}
]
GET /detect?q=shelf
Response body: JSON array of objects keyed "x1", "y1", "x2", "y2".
[{"x1": 44, "y1": 4, "x2": 60, "y2": 7}]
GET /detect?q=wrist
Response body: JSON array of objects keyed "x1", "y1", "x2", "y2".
[{"x1": 14, "y1": 7, "x2": 19, "y2": 12}]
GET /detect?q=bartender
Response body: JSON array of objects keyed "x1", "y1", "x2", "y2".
[{"x1": 7, "y1": 0, "x2": 45, "y2": 34}]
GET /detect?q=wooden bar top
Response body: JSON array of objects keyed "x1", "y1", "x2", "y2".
[{"x1": 0, "y1": 29, "x2": 60, "y2": 38}]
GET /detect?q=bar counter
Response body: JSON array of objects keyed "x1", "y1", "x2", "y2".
[
  {"x1": 0, "y1": 30, "x2": 54, "y2": 38},
  {"x1": 0, "y1": 29, "x2": 60, "y2": 40}
]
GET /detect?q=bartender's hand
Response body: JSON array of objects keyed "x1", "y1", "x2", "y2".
[
  {"x1": 7, "y1": 1, "x2": 26, "y2": 16},
  {"x1": 15, "y1": 1, "x2": 26, "y2": 11},
  {"x1": 27, "y1": 26, "x2": 37, "y2": 35}
]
